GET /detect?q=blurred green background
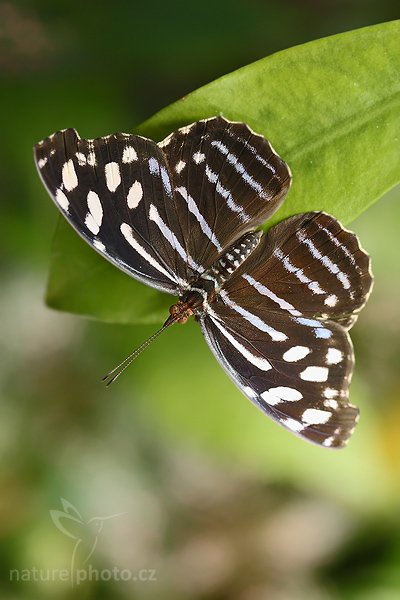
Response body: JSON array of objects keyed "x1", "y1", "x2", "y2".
[{"x1": 1, "y1": 1, "x2": 400, "y2": 599}]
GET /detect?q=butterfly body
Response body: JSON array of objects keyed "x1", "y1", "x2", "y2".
[
  {"x1": 176, "y1": 230, "x2": 263, "y2": 314},
  {"x1": 34, "y1": 117, "x2": 373, "y2": 448}
]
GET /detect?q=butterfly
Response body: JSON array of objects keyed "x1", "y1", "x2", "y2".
[{"x1": 34, "y1": 117, "x2": 373, "y2": 448}]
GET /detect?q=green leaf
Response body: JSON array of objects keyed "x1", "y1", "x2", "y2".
[{"x1": 46, "y1": 21, "x2": 400, "y2": 323}]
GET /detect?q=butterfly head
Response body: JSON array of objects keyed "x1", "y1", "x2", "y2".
[
  {"x1": 102, "y1": 292, "x2": 206, "y2": 385},
  {"x1": 168, "y1": 302, "x2": 194, "y2": 325},
  {"x1": 168, "y1": 290, "x2": 205, "y2": 325}
]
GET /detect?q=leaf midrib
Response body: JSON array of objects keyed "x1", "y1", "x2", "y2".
[{"x1": 286, "y1": 89, "x2": 400, "y2": 161}]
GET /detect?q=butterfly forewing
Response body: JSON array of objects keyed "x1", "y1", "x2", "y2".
[
  {"x1": 35, "y1": 129, "x2": 197, "y2": 293},
  {"x1": 159, "y1": 117, "x2": 291, "y2": 271},
  {"x1": 35, "y1": 118, "x2": 291, "y2": 292}
]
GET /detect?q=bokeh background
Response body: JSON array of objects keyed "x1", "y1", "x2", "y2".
[{"x1": 1, "y1": 2, "x2": 400, "y2": 599}]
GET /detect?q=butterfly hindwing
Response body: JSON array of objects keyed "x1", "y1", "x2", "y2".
[
  {"x1": 197, "y1": 211, "x2": 372, "y2": 447},
  {"x1": 200, "y1": 303, "x2": 358, "y2": 448},
  {"x1": 223, "y1": 212, "x2": 373, "y2": 329}
]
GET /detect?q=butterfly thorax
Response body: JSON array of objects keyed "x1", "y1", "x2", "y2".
[{"x1": 168, "y1": 230, "x2": 262, "y2": 324}]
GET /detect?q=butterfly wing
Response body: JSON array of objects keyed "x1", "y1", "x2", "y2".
[
  {"x1": 34, "y1": 129, "x2": 196, "y2": 294},
  {"x1": 200, "y1": 310, "x2": 358, "y2": 448},
  {"x1": 159, "y1": 117, "x2": 291, "y2": 271},
  {"x1": 199, "y1": 212, "x2": 372, "y2": 447},
  {"x1": 34, "y1": 118, "x2": 291, "y2": 295}
]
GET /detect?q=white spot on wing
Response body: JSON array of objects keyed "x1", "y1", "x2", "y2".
[
  {"x1": 76, "y1": 152, "x2": 87, "y2": 166},
  {"x1": 38, "y1": 157, "x2": 48, "y2": 169},
  {"x1": 84, "y1": 191, "x2": 103, "y2": 235},
  {"x1": 325, "y1": 294, "x2": 338, "y2": 307},
  {"x1": 55, "y1": 188, "x2": 69, "y2": 211},
  {"x1": 315, "y1": 328, "x2": 332, "y2": 339},
  {"x1": 294, "y1": 317, "x2": 332, "y2": 339},
  {"x1": 261, "y1": 386, "x2": 303, "y2": 406},
  {"x1": 175, "y1": 160, "x2": 186, "y2": 174},
  {"x1": 87, "y1": 152, "x2": 96, "y2": 166},
  {"x1": 62, "y1": 160, "x2": 78, "y2": 191},
  {"x1": 243, "y1": 386, "x2": 258, "y2": 400},
  {"x1": 105, "y1": 162, "x2": 121, "y2": 191},
  {"x1": 148, "y1": 158, "x2": 173, "y2": 198},
  {"x1": 324, "y1": 398, "x2": 339, "y2": 409},
  {"x1": 322, "y1": 436, "x2": 335, "y2": 447},
  {"x1": 282, "y1": 418, "x2": 304, "y2": 433},
  {"x1": 193, "y1": 151, "x2": 206, "y2": 164},
  {"x1": 283, "y1": 346, "x2": 311, "y2": 362},
  {"x1": 87, "y1": 191, "x2": 103, "y2": 225},
  {"x1": 296, "y1": 317, "x2": 320, "y2": 328},
  {"x1": 309, "y1": 281, "x2": 323, "y2": 294},
  {"x1": 326, "y1": 348, "x2": 343, "y2": 365},
  {"x1": 324, "y1": 388, "x2": 338, "y2": 399},
  {"x1": 302, "y1": 408, "x2": 331, "y2": 425},
  {"x1": 300, "y1": 366, "x2": 329, "y2": 382},
  {"x1": 127, "y1": 181, "x2": 143, "y2": 209},
  {"x1": 148, "y1": 157, "x2": 159, "y2": 174},
  {"x1": 122, "y1": 145, "x2": 138, "y2": 163},
  {"x1": 160, "y1": 165, "x2": 173, "y2": 198},
  {"x1": 93, "y1": 239, "x2": 106, "y2": 252},
  {"x1": 85, "y1": 214, "x2": 99, "y2": 235}
]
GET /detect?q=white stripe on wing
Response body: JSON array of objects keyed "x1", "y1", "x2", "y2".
[
  {"x1": 242, "y1": 274, "x2": 302, "y2": 316},
  {"x1": 120, "y1": 223, "x2": 176, "y2": 282},
  {"x1": 296, "y1": 230, "x2": 350, "y2": 290},
  {"x1": 207, "y1": 308, "x2": 273, "y2": 371},
  {"x1": 176, "y1": 187, "x2": 222, "y2": 252},
  {"x1": 219, "y1": 290, "x2": 288, "y2": 341},
  {"x1": 149, "y1": 204, "x2": 202, "y2": 273},
  {"x1": 210, "y1": 140, "x2": 269, "y2": 199},
  {"x1": 205, "y1": 165, "x2": 249, "y2": 221},
  {"x1": 273, "y1": 248, "x2": 326, "y2": 295}
]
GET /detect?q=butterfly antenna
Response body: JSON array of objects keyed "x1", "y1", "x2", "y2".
[{"x1": 102, "y1": 315, "x2": 176, "y2": 387}]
